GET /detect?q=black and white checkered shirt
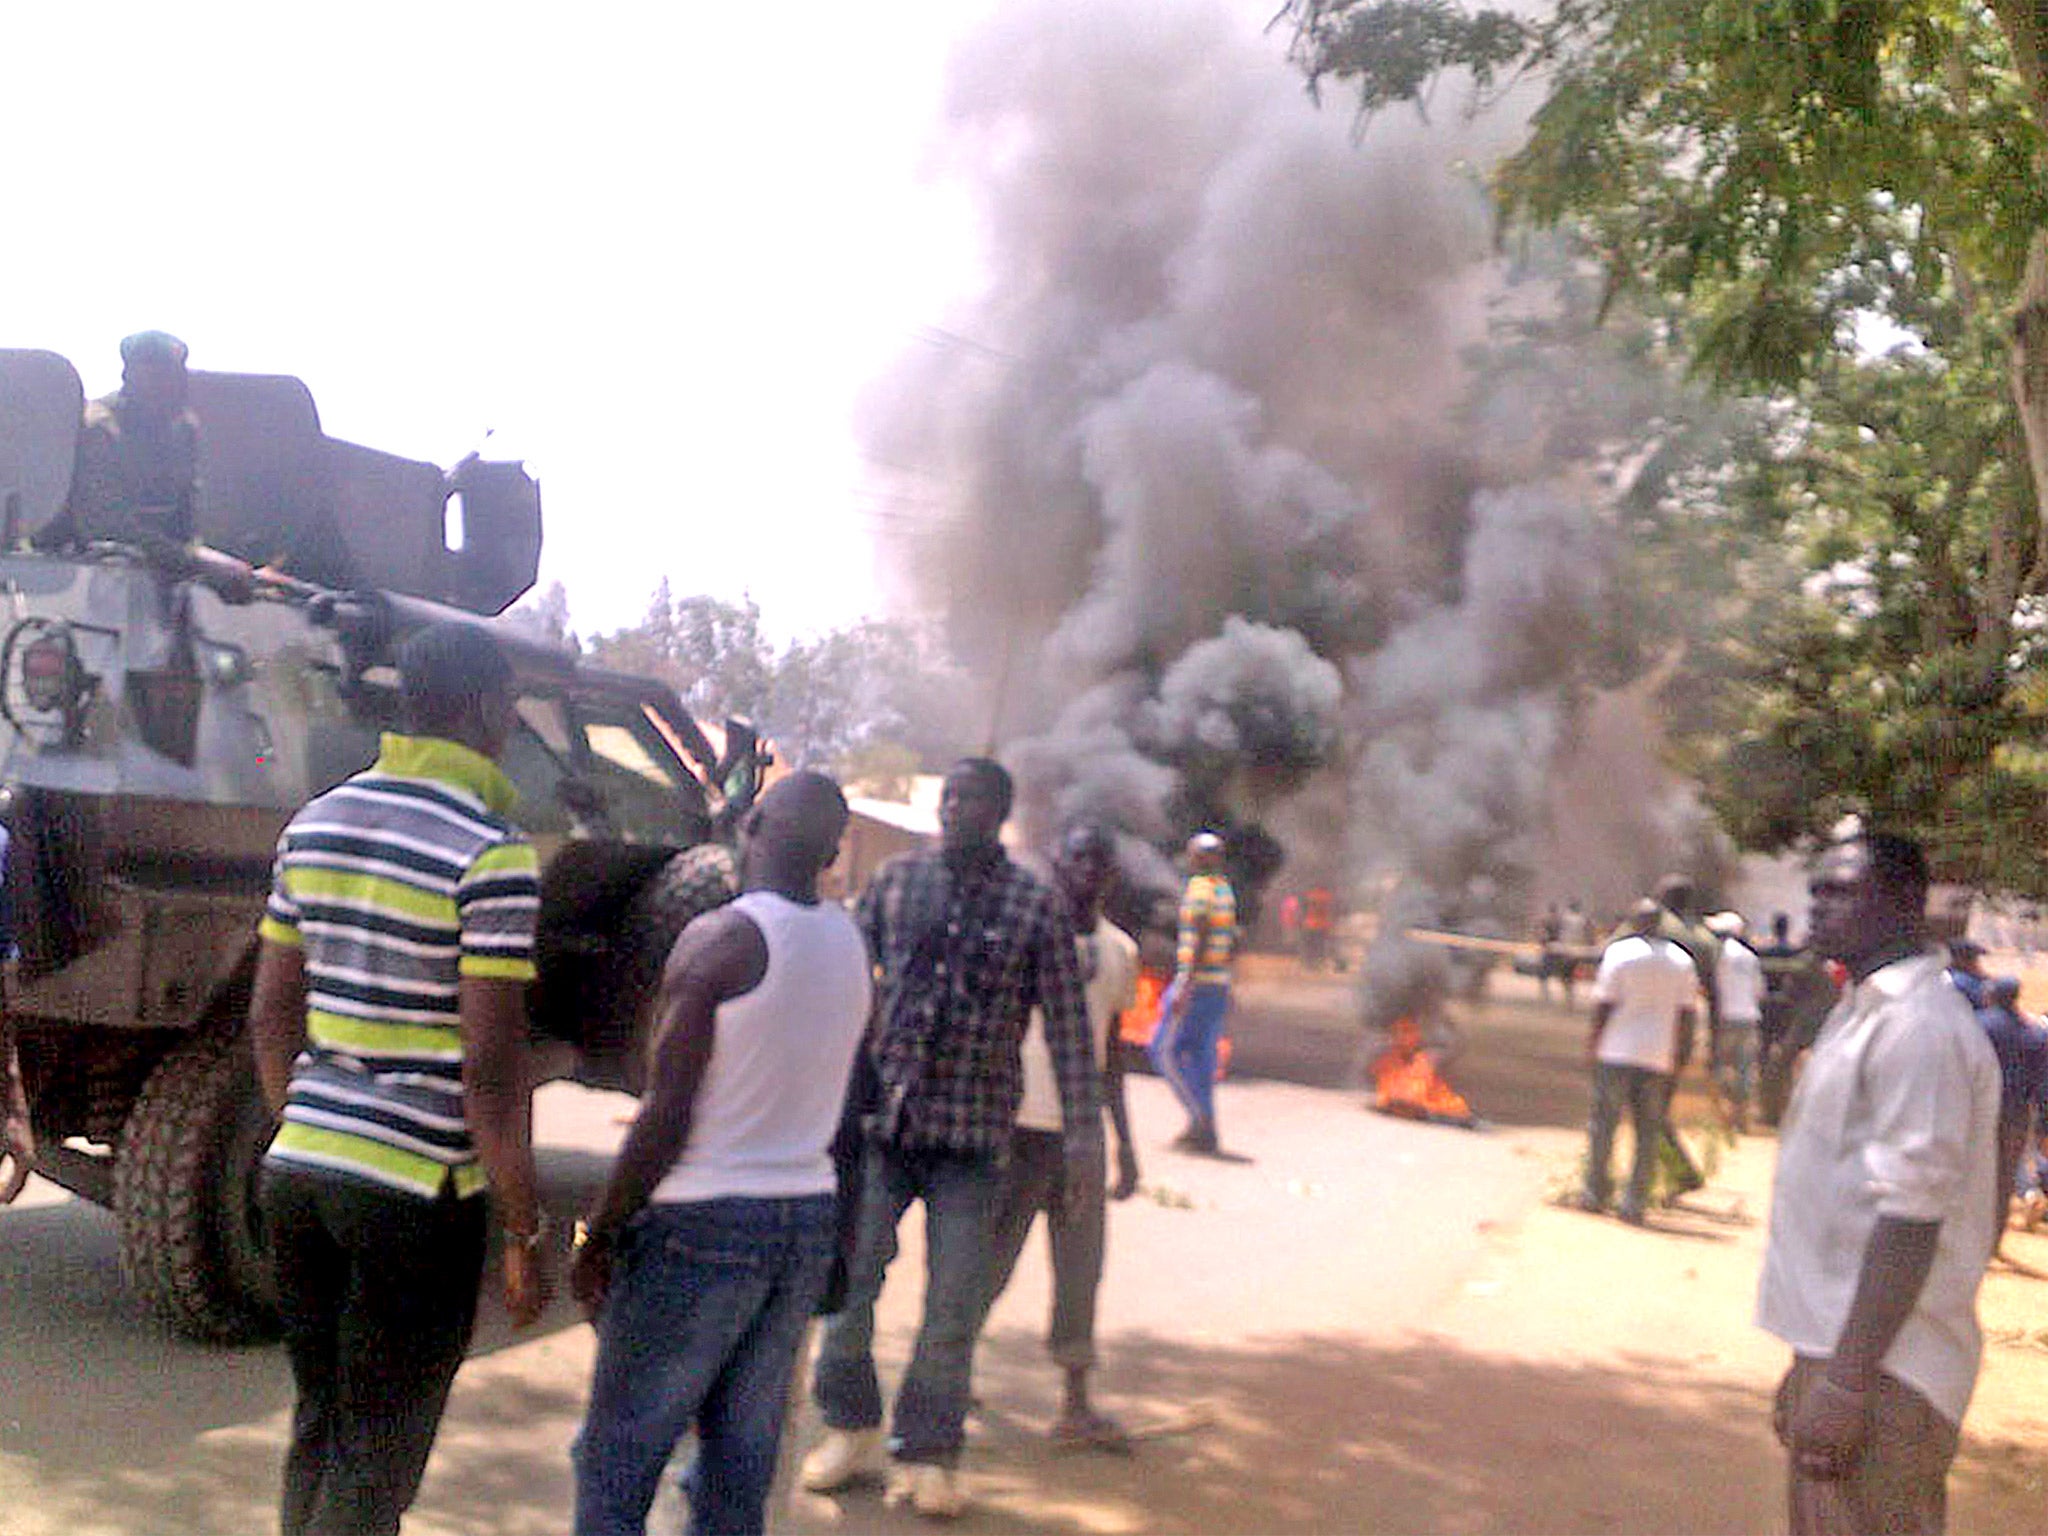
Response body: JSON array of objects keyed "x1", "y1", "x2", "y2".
[{"x1": 855, "y1": 846, "x2": 1101, "y2": 1160}]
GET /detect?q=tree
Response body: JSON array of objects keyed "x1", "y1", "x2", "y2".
[
  {"x1": 585, "y1": 582, "x2": 775, "y2": 722},
  {"x1": 1647, "y1": 296, "x2": 2048, "y2": 891},
  {"x1": 503, "y1": 578, "x2": 575, "y2": 648},
  {"x1": 1283, "y1": 0, "x2": 2048, "y2": 893},
  {"x1": 1282, "y1": 1, "x2": 2048, "y2": 539},
  {"x1": 584, "y1": 587, "x2": 965, "y2": 780},
  {"x1": 763, "y1": 619, "x2": 929, "y2": 770}
]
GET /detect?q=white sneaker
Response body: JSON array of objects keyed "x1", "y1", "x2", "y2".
[
  {"x1": 799, "y1": 1428, "x2": 885, "y2": 1492},
  {"x1": 887, "y1": 1462, "x2": 966, "y2": 1520}
]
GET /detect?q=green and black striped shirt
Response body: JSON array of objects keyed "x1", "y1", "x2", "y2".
[{"x1": 260, "y1": 733, "x2": 539, "y2": 1198}]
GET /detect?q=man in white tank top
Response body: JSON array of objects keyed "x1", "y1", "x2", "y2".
[{"x1": 569, "y1": 772, "x2": 873, "y2": 1536}]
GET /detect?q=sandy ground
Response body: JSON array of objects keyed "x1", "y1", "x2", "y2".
[{"x1": 5, "y1": 961, "x2": 2048, "y2": 1533}]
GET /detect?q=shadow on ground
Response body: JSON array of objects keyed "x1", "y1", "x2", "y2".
[
  {"x1": 784, "y1": 1324, "x2": 2048, "y2": 1536},
  {"x1": 0, "y1": 1138, "x2": 617, "y2": 1515}
]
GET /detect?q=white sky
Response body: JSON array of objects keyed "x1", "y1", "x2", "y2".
[{"x1": 0, "y1": 2, "x2": 991, "y2": 639}]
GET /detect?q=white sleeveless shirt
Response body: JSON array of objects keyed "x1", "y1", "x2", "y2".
[{"x1": 651, "y1": 890, "x2": 873, "y2": 1204}]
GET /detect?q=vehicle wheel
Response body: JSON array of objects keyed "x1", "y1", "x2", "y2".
[
  {"x1": 613, "y1": 844, "x2": 739, "y2": 1083},
  {"x1": 114, "y1": 1031, "x2": 280, "y2": 1344}
]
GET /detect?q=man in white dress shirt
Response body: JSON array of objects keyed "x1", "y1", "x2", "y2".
[{"x1": 1757, "y1": 832, "x2": 2000, "y2": 1535}]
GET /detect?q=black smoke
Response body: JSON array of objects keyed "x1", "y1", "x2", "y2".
[{"x1": 861, "y1": 0, "x2": 1703, "y2": 992}]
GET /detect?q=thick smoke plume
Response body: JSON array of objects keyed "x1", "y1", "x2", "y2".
[{"x1": 862, "y1": 0, "x2": 1691, "y2": 1007}]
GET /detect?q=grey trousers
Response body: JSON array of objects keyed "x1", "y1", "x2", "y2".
[
  {"x1": 1775, "y1": 1357, "x2": 1960, "y2": 1536},
  {"x1": 976, "y1": 1127, "x2": 1106, "y2": 1371},
  {"x1": 1583, "y1": 1062, "x2": 1674, "y2": 1218}
]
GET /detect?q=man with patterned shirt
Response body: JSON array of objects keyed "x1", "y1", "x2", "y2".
[
  {"x1": 249, "y1": 623, "x2": 550, "y2": 1536},
  {"x1": 1150, "y1": 831, "x2": 1236, "y2": 1155},
  {"x1": 804, "y1": 757, "x2": 1100, "y2": 1519}
]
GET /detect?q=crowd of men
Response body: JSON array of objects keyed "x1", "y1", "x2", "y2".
[
  {"x1": 0, "y1": 331, "x2": 2033, "y2": 1535},
  {"x1": 110, "y1": 615, "x2": 1232, "y2": 1534},
  {"x1": 0, "y1": 333, "x2": 1255, "y2": 1534}
]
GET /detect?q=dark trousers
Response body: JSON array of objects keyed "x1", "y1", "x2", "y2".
[
  {"x1": 811, "y1": 1141, "x2": 1000, "y2": 1465},
  {"x1": 1776, "y1": 1358, "x2": 1960, "y2": 1535},
  {"x1": 975, "y1": 1127, "x2": 1106, "y2": 1371},
  {"x1": 575, "y1": 1196, "x2": 837, "y2": 1536},
  {"x1": 1583, "y1": 1062, "x2": 1674, "y2": 1219},
  {"x1": 261, "y1": 1164, "x2": 487, "y2": 1536}
]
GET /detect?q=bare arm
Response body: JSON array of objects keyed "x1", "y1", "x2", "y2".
[
  {"x1": 1829, "y1": 1217, "x2": 1943, "y2": 1390},
  {"x1": 460, "y1": 974, "x2": 552, "y2": 1327},
  {"x1": 1104, "y1": 935, "x2": 1141, "y2": 1198},
  {"x1": 586, "y1": 911, "x2": 765, "y2": 1239},
  {"x1": 1, "y1": 992, "x2": 33, "y2": 1204},
  {"x1": 1587, "y1": 1000, "x2": 1613, "y2": 1060},
  {"x1": 459, "y1": 975, "x2": 542, "y2": 1243},
  {"x1": 1789, "y1": 1217, "x2": 1942, "y2": 1478},
  {"x1": 571, "y1": 910, "x2": 766, "y2": 1315},
  {"x1": 248, "y1": 939, "x2": 309, "y2": 1116},
  {"x1": 1104, "y1": 1043, "x2": 1139, "y2": 1199}
]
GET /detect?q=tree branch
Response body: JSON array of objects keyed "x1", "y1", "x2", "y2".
[{"x1": 1987, "y1": 2, "x2": 2048, "y2": 129}]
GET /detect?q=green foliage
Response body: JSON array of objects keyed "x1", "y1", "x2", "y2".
[
  {"x1": 584, "y1": 583, "x2": 965, "y2": 775},
  {"x1": 1286, "y1": 0, "x2": 2048, "y2": 895},
  {"x1": 1286, "y1": 2, "x2": 2048, "y2": 350},
  {"x1": 1285, "y1": 0, "x2": 1529, "y2": 119}
]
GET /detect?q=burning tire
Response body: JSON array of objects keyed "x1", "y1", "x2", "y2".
[{"x1": 114, "y1": 1031, "x2": 280, "y2": 1344}]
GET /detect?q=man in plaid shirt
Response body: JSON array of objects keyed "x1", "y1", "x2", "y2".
[{"x1": 805, "y1": 757, "x2": 1100, "y2": 1518}]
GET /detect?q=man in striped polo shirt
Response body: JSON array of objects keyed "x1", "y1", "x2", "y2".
[
  {"x1": 1149, "y1": 831, "x2": 1237, "y2": 1155},
  {"x1": 250, "y1": 622, "x2": 549, "y2": 1536}
]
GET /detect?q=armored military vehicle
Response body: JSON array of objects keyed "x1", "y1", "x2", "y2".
[{"x1": 0, "y1": 349, "x2": 759, "y2": 1341}]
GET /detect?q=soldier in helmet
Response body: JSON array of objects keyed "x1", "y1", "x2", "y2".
[{"x1": 40, "y1": 330, "x2": 202, "y2": 555}]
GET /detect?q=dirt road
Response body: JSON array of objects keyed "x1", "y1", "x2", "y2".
[{"x1": 5, "y1": 962, "x2": 2047, "y2": 1533}]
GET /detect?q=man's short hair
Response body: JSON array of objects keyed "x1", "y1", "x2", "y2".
[
  {"x1": 754, "y1": 770, "x2": 849, "y2": 874},
  {"x1": 398, "y1": 622, "x2": 513, "y2": 735},
  {"x1": 949, "y1": 756, "x2": 1014, "y2": 819},
  {"x1": 120, "y1": 330, "x2": 189, "y2": 368},
  {"x1": 1858, "y1": 831, "x2": 1930, "y2": 911}
]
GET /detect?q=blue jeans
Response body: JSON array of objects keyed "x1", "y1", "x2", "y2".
[
  {"x1": 574, "y1": 1196, "x2": 837, "y2": 1536},
  {"x1": 1583, "y1": 1062, "x2": 1674, "y2": 1218},
  {"x1": 811, "y1": 1142, "x2": 1000, "y2": 1465},
  {"x1": 1150, "y1": 982, "x2": 1229, "y2": 1130}
]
